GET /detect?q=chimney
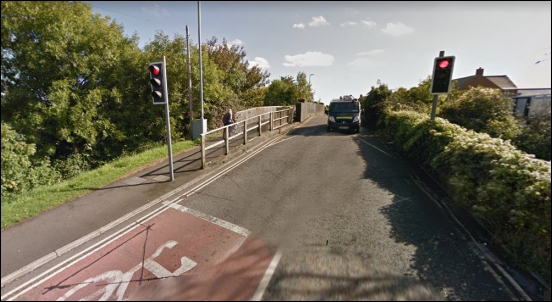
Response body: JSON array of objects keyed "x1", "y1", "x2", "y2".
[{"x1": 476, "y1": 67, "x2": 484, "y2": 76}]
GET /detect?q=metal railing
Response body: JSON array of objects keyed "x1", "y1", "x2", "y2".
[{"x1": 200, "y1": 107, "x2": 294, "y2": 168}]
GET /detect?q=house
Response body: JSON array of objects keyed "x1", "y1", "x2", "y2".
[
  {"x1": 453, "y1": 68, "x2": 551, "y2": 118},
  {"x1": 510, "y1": 88, "x2": 551, "y2": 118}
]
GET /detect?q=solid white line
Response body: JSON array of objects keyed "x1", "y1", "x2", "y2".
[
  {"x1": 413, "y1": 178, "x2": 531, "y2": 301},
  {"x1": 355, "y1": 137, "x2": 393, "y2": 157},
  {"x1": 251, "y1": 249, "x2": 282, "y2": 301},
  {"x1": 184, "y1": 136, "x2": 283, "y2": 197},
  {"x1": 164, "y1": 202, "x2": 250, "y2": 237},
  {"x1": 267, "y1": 136, "x2": 295, "y2": 147}
]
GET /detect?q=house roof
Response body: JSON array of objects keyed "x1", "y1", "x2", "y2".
[
  {"x1": 453, "y1": 75, "x2": 517, "y2": 90},
  {"x1": 452, "y1": 68, "x2": 517, "y2": 90},
  {"x1": 452, "y1": 76, "x2": 473, "y2": 89},
  {"x1": 510, "y1": 88, "x2": 551, "y2": 98},
  {"x1": 485, "y1": 76, "x2": 517, "y2": 90}
]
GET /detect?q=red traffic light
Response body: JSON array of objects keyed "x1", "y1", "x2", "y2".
[
  {"x1": 149, "y1": 65, "x2": 160, "y2": 76},
  {"x1": 438, "y1": 60, "x2": 450, "y2": 69}
]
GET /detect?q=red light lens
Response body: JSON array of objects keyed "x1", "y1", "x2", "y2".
[
  {"x1": 438, "y1": 60, "x2": 450, "y2": 69},
  {"x1": 149, "y1": 65, "x2": 160, "y2": 75}
]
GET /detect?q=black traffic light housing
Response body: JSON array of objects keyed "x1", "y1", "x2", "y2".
[
  {"x1": 149, "y1": 62, "x2": 167, "y2": 104},
  {"x1": 430, "y1": 56, "x2": 455, "y2": 94}
]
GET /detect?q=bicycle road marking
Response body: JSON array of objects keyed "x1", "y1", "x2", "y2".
[{"x1": 3, "y1": 207, "x2": 250, "y2": 301}]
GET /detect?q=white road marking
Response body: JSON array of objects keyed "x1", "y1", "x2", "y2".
[
  {"x1": 355, "y1": 137, "x2": 393, "y2": 157},
  {"x1": 251, "y1": 249, "x2": 282, "y2": 301},
  {"x1": 267, "y1": 136, "x2": 295, "y2": 147},
  {"x1": 55, "y1": 240, "x2": 197, "y2": 301},
  {"x1": 163, "y1": 202, "x2": 250, "y2": 237}
]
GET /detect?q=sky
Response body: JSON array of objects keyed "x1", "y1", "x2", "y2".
[{"x1": 85, "y1": 1, "x2": 551, "y2": 105}]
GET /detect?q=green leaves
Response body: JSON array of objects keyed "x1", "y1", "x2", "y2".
[
  {"x1": 384, "y1": 110, "x2": 551, "y2": 281},
  {"x1": 1, "y1": 122, "x2": 61, "y2": 197},
  {"x1": 263, "y1": 72, "x2": 313, "y2": 106},
  {"x1": 439, "y1": 87, "x2": 522, "y2": 140}
]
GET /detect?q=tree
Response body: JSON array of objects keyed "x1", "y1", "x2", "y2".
[
  {"x1": 362, "y1": 83, "x2": 393, "y2": 129},
  {"x1": 263, "y1": 72, "x2": 313, "y2": 106},
  {"x1": 205, "y1": 37, "x2": 270, "y2": 109},
  {"x1": 295, "y1": 72, "x2": 314, "y2": 102},
  {"x1": 439, "y1": 87, "x2": 521, "y2": 140},
  {"x1": 1, "y1": 1, "x2": 142, "y2": 166}
]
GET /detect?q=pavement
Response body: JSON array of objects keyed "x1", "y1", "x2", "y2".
[{"x1": 0, "y1": 120, "x2": 301, "y2": 301}]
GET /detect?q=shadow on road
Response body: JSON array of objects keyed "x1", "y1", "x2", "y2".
[{"x1": 347, "y1": 133, "x2": 516, "y2": 301}]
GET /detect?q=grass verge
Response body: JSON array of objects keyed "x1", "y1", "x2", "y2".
[{"x1": 1, "y1": 140, "x2": 198, "y2": 230}]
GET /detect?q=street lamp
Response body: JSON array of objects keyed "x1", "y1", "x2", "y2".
[{"x1": 309, "y1": 74, "x2": 314, "y2": 84}]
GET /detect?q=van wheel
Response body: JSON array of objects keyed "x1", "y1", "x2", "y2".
[{"x1": 327, "y1": 126, "x2": 331, "y2": 132}]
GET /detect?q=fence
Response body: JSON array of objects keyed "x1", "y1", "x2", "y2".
[{"x1": 200, "y1": 107, "x2": 294, "y2": 168}]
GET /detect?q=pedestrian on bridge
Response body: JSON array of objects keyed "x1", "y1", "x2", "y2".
[{"x1": 223, "y1": 109, "x2": 236, "y2": 139}]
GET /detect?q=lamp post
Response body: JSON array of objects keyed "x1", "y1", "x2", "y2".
[{"x1": 309, "y1": 73, "x2": 314, "y2": 85}]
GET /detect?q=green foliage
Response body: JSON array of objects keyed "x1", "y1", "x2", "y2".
[
  {"x1": 263, "y1": 72, "x2": 313, "y2": 106},
  {"x1": 383, "y1": 110, "x2": 551, "y2": 281},
  {"x1": 205, "y1": 37, "x2": 270, "y2": 109},
  {"x1": 383, "y1": 111, "x2": 465, "y2": 165},
  {"x1": 383, "y1": 77, "x2": 435, "y2": 115},
  {"x1": 439, "y1": 87, "x2": 522, "y2": 140},
  {"x1": 0, "y1": 1, "x2": 277, "y2": 180},
  {"x1": 52, "y1": 151, "x2": 91, "y2": 179},
  {"x1": 1, "y1": 1, "x2": 142, "y2": 164},
  {"x1": 512, "y1": 116, "x2": 551, "y2": 161},
  {"x1": 1, "y1": 123, "x2": 61, "y2": 198},
  {"x1": 360, "y1": 83, "x2": 393, "y2": 129}
]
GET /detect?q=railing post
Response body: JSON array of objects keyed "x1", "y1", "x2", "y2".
[
  {"x1": 258, "y1": 115, "x2": 262, "y2": 136},
  {"x1": 243, "y1": 119, "x2": 248, "y2": 145},
  {"x1": 270, "y1": 112, "x2": 274, "y2": 132},
  {"x1": 200, "y1": 133, "x2": 206, "y2": 169},
  {"x1": 288, "y1": 108, "x2": 292, "y2": 124},
  {"x1": 224, "y1": 127, "x2": 229, "y2": 155}
]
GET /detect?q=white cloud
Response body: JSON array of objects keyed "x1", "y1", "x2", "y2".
[
  {"x1": 346, "y1": 58, "x2": 378, "y2": 70},
  {"x1": 249, "y1": 57, "x2": 271, "y2": 69},
  {"x1": 340, "y1": 21, "x2": 357, "y2": 27},
  {"x1": 230, "y1": 39, "x2": 243, "y2": 46},
  {"x1": 381, "y1": 22, "x2": 414, "y2": 36},
  {"x1": 283, "y1": 52, "x2": 334, "y2": 67},
  {"x1": 141, "y1": 4, "x2": 169, "y2": 17},
  {"x1": 309, "y1": 16, "x2": 330, "y2": 27},
  {"x1": 293, "y1": 23, "x2": 305, "y2": 29},
  {"x1": 361, "y1": 19, "x2": 377, "y2": 28},
  {"x1": 356, "y1": 49, "x2": 385, "y2": 56},
  {"x1": 347, "y1": 50, "x2": 388, "y2": 70}
]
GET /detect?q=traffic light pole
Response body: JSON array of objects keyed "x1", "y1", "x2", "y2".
[
  {"x1": 162, "y1": 55, "x2": 174, "y2": 181},
  {"x1": 430, "y1": 50, "x2": 445, "y2": 121},
  {"x1": 186, "y1": 25, "x2": 193, "y2": 134}
]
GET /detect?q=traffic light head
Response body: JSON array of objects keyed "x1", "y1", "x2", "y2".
[
  {"x1": 430, "y1": 56, "x2": 455, "y2": 95},
  {"x1": 148, "y1": 62, "x2": 166, "y2": 104}
]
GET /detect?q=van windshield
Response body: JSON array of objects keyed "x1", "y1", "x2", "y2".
[{"x1": 329, "y1": 102, "x2": 359, "y2": 113}]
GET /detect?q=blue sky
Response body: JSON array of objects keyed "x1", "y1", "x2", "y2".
[{"x1": 86, "y1": 1, "x2": 551, "y2": 105}]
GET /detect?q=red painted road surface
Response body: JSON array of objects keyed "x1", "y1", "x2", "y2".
[{"x1": 12, "y1": 206, "x2": 276, "y2": 301}]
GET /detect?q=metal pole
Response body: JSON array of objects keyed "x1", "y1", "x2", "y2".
[
  {"x1": 186, "y1": 25, "x2": 193, "y2": 131},
  {"x1": 198, "y1": 1, "x2": 204, "y2": 125},
  {"x1": 162, "y1": 56, "x2": 174, "y2": 181},
  {"x1": 430, "y1": 50, "x2": 445, "y2": 121},
  {"x1": 200, "y1": 134, "x2": 205, "y2": 169}
]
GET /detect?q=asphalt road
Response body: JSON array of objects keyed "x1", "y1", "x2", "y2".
[
  {"x1": 1, "y1": 115, "x2": 538, "y2": 301},
  {"x1": 170, "y1": 116, "x2": 518, "y2": 301}
]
